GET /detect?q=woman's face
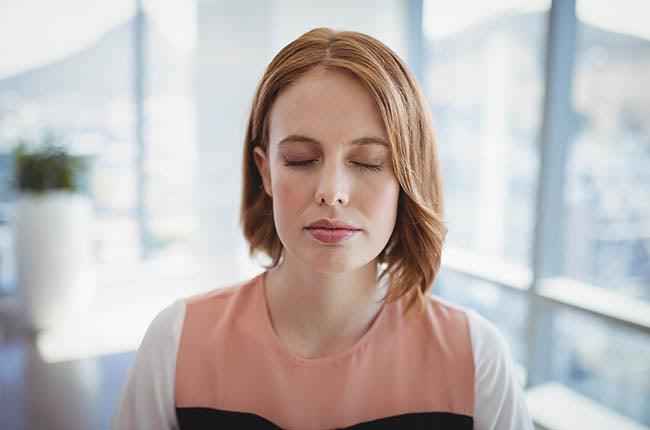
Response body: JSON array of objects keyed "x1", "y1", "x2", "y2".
[{"x1": 254, "y1": 68, "x2": 400, "y2": 273}]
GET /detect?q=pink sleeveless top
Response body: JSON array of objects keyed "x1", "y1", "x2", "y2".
[{"x1": 174, "y1": 271, "x2": 474, "y2": 429}]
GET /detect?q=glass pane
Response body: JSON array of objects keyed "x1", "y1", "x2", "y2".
[
  {"x1": 434, "y1": 270, "x2": 528, "y2": 365},
  {"x1": 0, "y1": 1, "x2": 136, "y2": 292},
  {"x1": 141, "y1": 0, "x2": 199, "y2": 261},
  {"x1": 423, "y1": 0, "x2": 549, "y2": 269},
  {"x1": 0, "y1": 1, "x2": 200, "y2": 289},
  {"x1": 552, "y1": 308, "x2": 650, "y2": 425},
  {"x1": 565, "y1": 0, "x2": 650, "y2": 301}
]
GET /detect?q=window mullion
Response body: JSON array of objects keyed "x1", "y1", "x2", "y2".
[
  {"x1": 526, "y1": 0, "x2": 578, "y2": 389},
  {"x1": 134, "y1": 0, "x2": 148, "y2": 259}
]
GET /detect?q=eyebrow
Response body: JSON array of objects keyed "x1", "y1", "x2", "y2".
[{"x1": 278, "y1": 134, "x2": 389, "y2": 148}]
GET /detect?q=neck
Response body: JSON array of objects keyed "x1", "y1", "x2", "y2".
[{"x1": 263, "y1": 253, "x2": 388, "y2": 358}]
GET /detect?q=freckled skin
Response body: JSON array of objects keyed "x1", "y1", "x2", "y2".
[{"x1": 254, "y1": 68, "x2": 400, "y2": 274}]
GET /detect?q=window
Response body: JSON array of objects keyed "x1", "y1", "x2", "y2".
[
  {"x1": 423, "y1": 0, "x2": 650, "y2": 426},
  {"x1": 552, "y1": 308, "x2": 650, "y2": 423},
  {"x1": 423, "y1": 0, "x2": 550, "y2": 268},
  {"x1": 565, "y1": 0, "x2": 650, "y2": 301},
  {"x1": 0, "y1": 0, "x2": 199, "y2": 293}
]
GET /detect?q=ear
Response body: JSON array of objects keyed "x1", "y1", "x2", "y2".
[{"x1": 253, "y1": 146, "x2": 273, "y2": 198}]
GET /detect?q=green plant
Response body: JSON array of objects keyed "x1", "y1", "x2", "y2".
[{"x1": 13, "y1": 133, "x2": 90, "y2": 193}]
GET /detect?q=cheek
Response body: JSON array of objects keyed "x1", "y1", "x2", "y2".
[
  {"x1": 365, "y1": 178, "x2": 400, "y2": 228},
  {"x1": 272, "y1": 174, "x2": 308, "y2": 222}
]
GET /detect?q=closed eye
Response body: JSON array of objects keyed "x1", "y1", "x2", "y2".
[
  {"x1": 284, "y1": 160, "x2": 382, "y2": 173},
  {"x1": 284, "y1": 160, "x2": 316, "y2": 167}
]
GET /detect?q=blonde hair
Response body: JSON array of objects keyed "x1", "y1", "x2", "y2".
[{"x1": 240, "y1": 28, "x2": 447, "y2": 317}]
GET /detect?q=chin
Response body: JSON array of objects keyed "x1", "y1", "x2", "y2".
[{"x1": 300, "y1": 248, "x2": 376, "y2": 275}]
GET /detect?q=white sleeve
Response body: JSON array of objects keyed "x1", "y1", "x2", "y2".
[
  {"x1": 109, "y1": 298, "x2": 186, "y2": 430},
  {"x1": 468, "y1": 308, "x2": 534, "y2": 430}
]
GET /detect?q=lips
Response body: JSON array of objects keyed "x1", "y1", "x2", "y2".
[
  {"x1": 306, "y1": 227, "x2": 359, "y2": 244},
  {"x1": 306, "y1": 218, "x2": 360, "y2": 230},
  {"x1": 305, "y1": 218, "x2": 360, "y2": 244}
]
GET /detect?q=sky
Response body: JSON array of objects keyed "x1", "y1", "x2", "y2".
[
  {"x1": 0, "y1": 0, "x2": 196, "y2": 79},
  {"x1": 0, "y1": 0, "x2": 648, "y2": 79},
  {"x1": 423, "y1": 0, "x2": 650, "y2": 40}
]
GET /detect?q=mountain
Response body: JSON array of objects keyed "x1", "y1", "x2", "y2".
[
  {"x1": 427, "y1": 11, "x2": 650, "y2": 63},
  {"x1": 0, "y1": 14, "x2": 190, "y2": 102}
]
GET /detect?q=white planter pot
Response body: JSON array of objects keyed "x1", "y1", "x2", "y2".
[{"x1": 13, "y1": 191, "x2": 95, "y2": 331}]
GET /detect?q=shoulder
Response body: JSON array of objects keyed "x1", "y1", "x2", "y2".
[
  {"x1": 417, "y1": 295, "x2": 476, "y2": 374},
  {"x1": 421, "y1": 295, "x2": 508, "y2": 355},
  {"x1": 465, "y1": 308, "x2": 514, "y2": 369},
  {"x1": 420, "y1": 296, "x2": 514, "y2": 366},
  {"x1": 420, "y1": 297, "x2": 533, "y2": 428},
  {"x1": 421, "y1": 294, "x2": 473, "y2": 327},
  {"x1": 143, "y1": 298, "x2": 186, "y2": 346},
  {"x1": 177, "y1": 273, "x2": 264, "y2": 333},
  {"x1": 130, "y1": 298, "x2": 187, "y2": 380},
  {"x1": 183, "y1": 273, "x2": 262, "y2": 310},
  {"x1": 464, "y1": 308, "x2": 534, "y2": 429},
  {"x1": 109, "y1": 298, "x2": 187, "y2": 430},
  {"x1": 414, "y1": 295, "x2": 475, "y2": 350},
  {"x1": 420, "y1": 296, "x2": 521, "y2": 364}
]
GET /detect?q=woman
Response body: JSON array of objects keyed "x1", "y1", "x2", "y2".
[{"x1": 110, "y1": 28, "x2": 534, "y2": 429}]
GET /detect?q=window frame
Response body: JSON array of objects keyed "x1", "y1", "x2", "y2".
[{"x1": 414, "y1": 0, "x2": 650, "y2": 424}]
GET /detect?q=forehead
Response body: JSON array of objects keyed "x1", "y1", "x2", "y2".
[{"x1": 268, "y1": 68, "x2": 387, "y2": 147}]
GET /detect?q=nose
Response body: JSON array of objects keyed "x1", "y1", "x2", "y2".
[{"x1": 314, "y1": 161, "x2": 350, "y2": 206}]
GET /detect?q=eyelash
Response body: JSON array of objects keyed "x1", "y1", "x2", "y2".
[{"x1": 284, "y1": 160, "x2": 382, "y2": 173}]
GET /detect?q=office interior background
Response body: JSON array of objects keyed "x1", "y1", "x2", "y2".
[{"x1": 0, "y1": 0, "x2": 648, "y2": 429}]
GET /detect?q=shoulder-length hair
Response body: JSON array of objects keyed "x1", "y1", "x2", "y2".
[{"x1": 240, "y1": 27, "x2": 447, "y2": 317}]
